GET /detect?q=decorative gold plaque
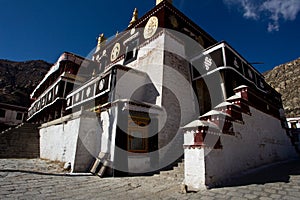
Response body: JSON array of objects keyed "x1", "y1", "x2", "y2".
[
  {"x1": 144, "y1": 16, "x2": 159, "y2": 39},
  {"x1": 110, "y1": 43, "x2": 120, "y2": 61}
]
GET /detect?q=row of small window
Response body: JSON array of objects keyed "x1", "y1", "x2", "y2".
[{"x1": 0, "y1": 109, "x2": 24, "y2": 120}]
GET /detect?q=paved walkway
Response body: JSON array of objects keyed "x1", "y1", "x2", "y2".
[{"x1": 1, "y1": 159, "x2": 300, "y2": 199}]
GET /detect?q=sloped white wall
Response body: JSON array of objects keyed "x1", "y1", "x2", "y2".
[{"x1": 204, "y1": 106, "x2": 298, "y2": 186}]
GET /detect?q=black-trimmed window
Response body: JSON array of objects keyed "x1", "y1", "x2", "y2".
[
  {"x1": 0, "y1": 109, "x2": 5, "y2": 118},
  {"x1": 16, "y1": 112, "x2": 23, "y2": 121},
  {"x1": 124, "y1": 39, "x2": 139, "y2": 65}
]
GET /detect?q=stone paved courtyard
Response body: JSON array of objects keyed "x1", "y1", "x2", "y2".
[{"x1": 1, "y1": 158, "x2": 300, "y2": 199}]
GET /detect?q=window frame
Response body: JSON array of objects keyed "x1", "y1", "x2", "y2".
[
  {"x1": 16, "y1": 112, "x2": 23, "y2": 121},
  {"x1": 123, "y1": 39, "x2": 139, "y2": 65},
  {"x1": 127, "y1": 116, "x2": 149, "y2": 153}
]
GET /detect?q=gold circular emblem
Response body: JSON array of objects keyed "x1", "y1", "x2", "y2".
[
  {"x1": 110, "y1": 43, "x2": 120, "y2": 61},
  {"x1": 144, "y1": 16, "x2": 159, "y2": 39}
]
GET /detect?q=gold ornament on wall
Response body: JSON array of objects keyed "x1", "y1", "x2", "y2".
[
  {"x1": 110, "y1": 43, "x2": 121, "y2": 62},
  {"x1": 144, "y1": 16, "x2": 159, "y2": 39}
]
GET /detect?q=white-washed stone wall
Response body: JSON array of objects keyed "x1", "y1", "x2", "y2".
[
  {"x1": 185, "y1": 107, "x2": 298, "y2": 190},
  {"x1": 205, "y1": 106, "x2": 298, "y2": 186},
  {"x1": 135, "y1": 33, "x2": 165, "y2": 106},
  {"x1": 184, "y1": 148, "x2": 206, "y2": 191},
  {"x1": 158, "y1": 32, "x2": 198, "y2": 166},
  {"x1": 184, "y1": 106, "x2": 298, "y2": 190},
  {"x1": 40, "y1": 118, "x2": 80, "y2": 166},
  {"x1": 39, "y1": 111, "x2": 114, "y2": 172}
]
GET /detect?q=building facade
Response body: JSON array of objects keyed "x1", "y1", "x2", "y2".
[{"x1": 28, "y1": 0, "x2": 298, "y2": 187}]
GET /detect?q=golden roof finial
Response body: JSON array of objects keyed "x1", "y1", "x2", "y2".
[
  {"x1": 96, "y1": 33, "x2": 106, "y2": 52},
  {"x1": 97, "y1": 33, "x2": 105, "y2": 46},
  {"x1": 156, "y1": 0, "x2": 172, "y2": 5},
  {"x1": 128, "y1": 8, "x2": 138, "y2": 27}
]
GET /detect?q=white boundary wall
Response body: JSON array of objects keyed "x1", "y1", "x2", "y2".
[{"x1": 184, "y1": 106, "x2": 298, "y2": 190}]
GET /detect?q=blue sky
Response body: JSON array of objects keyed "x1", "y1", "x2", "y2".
[{"x1": 0, "y1": 0, "x2": 299, "y2": 72}]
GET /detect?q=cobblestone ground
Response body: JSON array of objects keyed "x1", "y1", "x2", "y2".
[{"x1": 1, "y1": 159, "x2": 300, "y2": 199}]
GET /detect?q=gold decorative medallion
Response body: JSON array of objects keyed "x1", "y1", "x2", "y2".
[
  {"x1": 144, "y1": 16, "x2": 158, "y2": 39},
  {"x1": 110, "y1": 43, "x2": 120, "y2": 61}
]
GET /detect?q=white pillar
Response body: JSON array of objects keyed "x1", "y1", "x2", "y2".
[{"x1": 184, "y1": 147, "x2": 206, "y2": 191}]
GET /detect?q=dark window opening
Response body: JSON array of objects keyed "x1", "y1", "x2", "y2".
[
  {"x1": 123, "y1": 40, "x2": 139, "y2": 65},
  {"x1": 193, "y1": 78, "x2": 212, "y2": 115},
  {"x1": 16, "y1": 112, "x2": 23, "y2": 121},
  {"x1": 0, "y1": 109, "x2": 6, "y2": 118}
]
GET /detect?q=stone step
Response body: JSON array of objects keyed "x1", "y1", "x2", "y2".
[
  {"x1": 178, "y1": 162, "x2": 184, "y2": 168},
  {"x1": 173, "y1": 166, "x2": 184, "y2": 172},
  {"x1": 159, "y1": 159, "x2": 185, "y2": 181},
  {"x1": 160, "y1": 168, "x2": 184, "y2": 175}
]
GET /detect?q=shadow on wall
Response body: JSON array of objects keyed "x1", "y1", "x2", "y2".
[{"x1": 215, "y1": 159, "x2": 300, "y2": 188}]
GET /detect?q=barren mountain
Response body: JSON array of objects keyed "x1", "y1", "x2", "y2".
[
  {"x1": 264, "y1": 58, "x2": 300, "y2": 118},
  {"x1": 0, "y1": 59, "x2": 51, "y2": 107}
]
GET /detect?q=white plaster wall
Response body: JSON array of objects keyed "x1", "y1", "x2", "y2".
[
  {"x1": 40, "y1": 111, "x2": 110, "y2": 172},
  {"x1": 157, "y1": 32, "x2": 197, "y2": 166},
  {"x1": 204, "y1": 106, "x2": 298, "y2": 186},
  {"x1": 164, "y1": 31, "x2": 198, "y2": 125},
  {"x1": 40, "y1": 118, "x2": 80, "y2": 164},
  {"x1": 109, "y1": 106, "x2": 118, "y2": 164},
  {"x1": 184, "y1": 130, "x2": 196, "y2": 146},
  {"x1": 164, "y1": 30, "x2": 185, "y2": 57},
  {"x1": 114, "y1": 69, "x2": 153, "y2": 103},
  {"x1": 185, "y1": 148, "x2": 206, "y2": 191},
  {"x1": 100, "y1": 111, "x2": 111, "y2": 154},
  {"x1": 135, "y1": 34, "x2": 165, "y2": 106}
]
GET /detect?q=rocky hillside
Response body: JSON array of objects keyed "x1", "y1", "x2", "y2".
[
  {"x1": 264, "y1": 58, "x2": 300, "y2": 118},
  {"x1": 0, "y1": 59, "x2": 51, "y2": 107}
]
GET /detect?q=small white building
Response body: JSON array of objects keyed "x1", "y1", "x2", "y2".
[{"x1": 0, "y1": 103, "x2": 27, "y2": 127}]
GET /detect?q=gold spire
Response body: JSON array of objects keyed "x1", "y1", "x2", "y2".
[
  {"x1": 97, "y1": 33, "x2": 105, "y2": 46},
  {"x1": 96, "y1": 33, "x2": 106, "y2": 52},
  {"x1": 128, "y1": 8, "x2": 138, "y2": 27},
  {"x1": 156, "y1": 0, "x2": 172, "y2": 5}
]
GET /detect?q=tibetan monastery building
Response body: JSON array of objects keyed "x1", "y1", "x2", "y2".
[{"x1": 27, "y1": 0, "x2": 298, "y2": 189}]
